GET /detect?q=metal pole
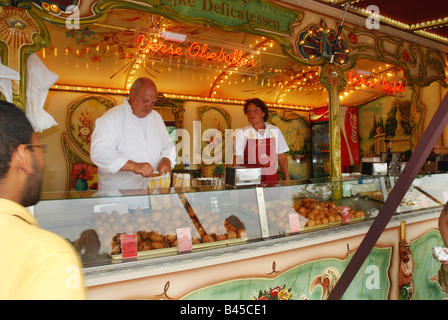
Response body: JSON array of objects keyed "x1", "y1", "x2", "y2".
[
  {"x1": 328, "y1": 92, "x2": 448, "y2": 300},
  {"x1": 330, "y1": 2, "x2": 349, "y2": 64}
]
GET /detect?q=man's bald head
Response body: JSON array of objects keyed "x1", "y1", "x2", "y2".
[{"x1": 128, "y1": 77, "x2": 158, "y2": 118}]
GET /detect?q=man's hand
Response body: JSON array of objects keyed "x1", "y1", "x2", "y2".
[
  {"x1": 122, "y1": 160, "x2": 154, "y2": 177},
  {"x1": 157, "y1": 157, "x2": 172, "y2": 176}
]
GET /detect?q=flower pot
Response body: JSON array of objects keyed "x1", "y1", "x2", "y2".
[{"x1": 72, "y1": 178, "x2": 88, "y2": 191}]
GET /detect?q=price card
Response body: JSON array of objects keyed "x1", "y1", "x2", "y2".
[
  {"x1": 289, "y1": 213, "x2": 301, "y2": 233},
  {"x1": 341, "y1": 206, "x2": 351, "y2": 224},
  {"x1": 176, "y1": 227, "x2": 192, "y2": 253},
  {"x1": 420, "y1": 195, "x2": 428, "y2": 208},
  {"x1": 121, "y1": 233, "x2": 138, "y2": 259}
]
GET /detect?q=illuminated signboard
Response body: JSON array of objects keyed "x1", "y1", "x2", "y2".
[
  {"x1": 345, "y1": 70, "x2": 408, "y2": 97},
  {"x1": 134, "y1": 29, "x2": 261, "y2": 75}
]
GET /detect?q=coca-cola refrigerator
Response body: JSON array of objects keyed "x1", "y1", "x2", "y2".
[{"x1": 310, "y1": 106, "x2": 359, "y2": 178}]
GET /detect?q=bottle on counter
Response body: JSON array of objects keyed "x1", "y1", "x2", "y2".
[{"x1": 185, "y1": 154, "x2": 189, "y2": 170}]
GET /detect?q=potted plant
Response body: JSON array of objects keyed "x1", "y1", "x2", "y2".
[
  {"x1": 213, "y1": 163, "x2": 225, "y2": 177},
  {"x1": 288, "y1": 145, "x2": 309, "y2": 161}
]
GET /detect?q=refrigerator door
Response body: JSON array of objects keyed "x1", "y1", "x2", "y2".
[{"x1": 312, "y1": 122, "x2": 330, "y2": 178}]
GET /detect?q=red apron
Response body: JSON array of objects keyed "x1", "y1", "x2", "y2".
[{"x1": 243, "y1": 137, "x2": 280, "y2": 185}]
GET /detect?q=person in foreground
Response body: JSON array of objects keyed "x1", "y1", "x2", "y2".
[
  {"x1": 0, "y1": 101, "x2": 86, "y2": 300},
  {"x1": 436, "y1": 201, "x2": 448, "y2": 292},
  {"x1": 234, "y1": 98, "x2": 290, "y2": 184},
  {"x1": 438, "y1": 201, "x2": 448, "y2": 256},
  {"x1": 91, "y1": 77, "x2": 175, "y2": 192}
]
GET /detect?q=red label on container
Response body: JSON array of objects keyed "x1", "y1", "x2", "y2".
[
  {"x1": 341, "y1": 207, "x2": 351, "y2": 224},
  {"x1": 420, "y1": 195, "x2": 428, "y2": 208},
  {"x1": 289, "y1": 213, "x2": 301, "y2": 233},
  {"x1": 121, "y1": 234, "x2": 138, "y2": 259},
  {"x1": 176, "y1": 227, "x2": 192, "y2": 252}
]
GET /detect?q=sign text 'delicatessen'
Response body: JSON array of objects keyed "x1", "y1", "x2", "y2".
[{"x1": 161, "y1": 0, "x2": 299, "y2": 33}]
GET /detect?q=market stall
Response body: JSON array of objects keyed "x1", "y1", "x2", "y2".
[
  {"x1": 1, "y1": 0, "x2": 448, "y2": 300},
  {"x1": 33, "y1": 173, "x2": 448, "y2": 300},
  {"x1": 1, "y1": 0, "x2": 447, "y2": 192}
]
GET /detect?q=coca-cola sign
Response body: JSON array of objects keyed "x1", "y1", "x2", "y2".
[
  {"x1": 341, "y1": 107, "x2": 359, "y2": 168},
  {"x1": 346, "y1": 70, "x2": 407, "y2": 97},
  {"x1": 349, "y1": 111, "x2": 358, "y2": 144}
]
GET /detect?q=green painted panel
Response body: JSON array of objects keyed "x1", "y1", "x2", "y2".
[
  {"x1": 181, "y1": 247, "x2": 391, "y2": 300},
  {"x1": 411, "y1": 229, "x2": 448, "y2": 300}
]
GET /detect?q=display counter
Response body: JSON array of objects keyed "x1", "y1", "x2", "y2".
[{"x1": 32, "y1": 173, "x2": 448, "y2": 299}]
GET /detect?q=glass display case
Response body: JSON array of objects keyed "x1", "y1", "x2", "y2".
[
  {"x1": 355, "y1": 173, "x2": 448, "y2": 213},
  {"x1": 32, "y1": 174, "x2": 447, "y2": 270}
]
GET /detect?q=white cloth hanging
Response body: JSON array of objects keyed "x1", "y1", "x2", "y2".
[
  {"x1": 26, "y1": 53, "x2": 58, "y2": 132},
  {"x1": 0, "y1": 58, "x2": 20, "y2": 103}
]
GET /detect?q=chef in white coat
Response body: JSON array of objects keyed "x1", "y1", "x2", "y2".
[{"x1": 90, "y1": 77, "x2": 175, "y2": 192}]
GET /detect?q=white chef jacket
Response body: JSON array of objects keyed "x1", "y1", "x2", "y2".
[
  {"x1": 234, "y1": 123, "x2": 289, "y2": 158},
  {"x1": 90, "y1": 98, "x2": 175, "y2": 192}
]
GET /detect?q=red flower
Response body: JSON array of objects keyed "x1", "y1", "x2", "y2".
[
  {"x1": 90, "y1": 54, "x2": 102, "y2": 63},
  {"x1": 258, "y1": 296, "x2": 268, "y2": 300},
  {"x1": 270, "y1": 286, "x2": 281, "y2": 297},
  {"x1": 402, "y1": 50, "x2": 410, "y2": 62},
  {"x1": 348, "y1": 33, "x2": 358, "y2": 44}
]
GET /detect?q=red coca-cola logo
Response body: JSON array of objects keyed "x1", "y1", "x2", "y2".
[{"x1": 349, "y1": 112, "x2": 358, "y2": 143}]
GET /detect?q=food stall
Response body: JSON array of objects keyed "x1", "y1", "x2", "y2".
[
  {"x1": 33, "y1": 174, "x2": 448, "y2": 300},
  {"x1": 1, "y1": 0, "x2": 448, "y2": 299}
]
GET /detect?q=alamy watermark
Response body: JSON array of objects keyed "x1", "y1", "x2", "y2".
[
  {"x1": 365, "y1": 264, "x2": 381, "y2": 290},
  {"x1": 65, "y1": 265, "x2": 83, "y2": 290},
  {"x1": 173, "y1": 122, "x2": 279, "y2": 175},
  {"x1": 365, "y1": 5, "x2": 380, "y2": 30},
  {"x1": 63, "y1": 4, "x2": 382, "y2": 31},
  {"x1": 65, "y1": 5, "x2": 80, "y2": 30}
]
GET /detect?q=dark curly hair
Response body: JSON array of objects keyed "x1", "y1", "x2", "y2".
[
  {"x1": 0, "y1": 101, "x2": 34, "y2": 180},
  {"x1": 243, "y1": 98, "x2": 269, "y2": 122}
]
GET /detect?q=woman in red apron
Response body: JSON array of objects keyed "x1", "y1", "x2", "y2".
[{"x1": 235, "y1": 98, "x2": 290, "y2": 186}]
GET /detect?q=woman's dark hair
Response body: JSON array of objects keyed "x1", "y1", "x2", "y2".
[
  {"x1": 243, "y1": 98, "x2": 269, "y2": 122},
  {"x1": 0, "y1": 101, "x2": 34, "y2": 179}
]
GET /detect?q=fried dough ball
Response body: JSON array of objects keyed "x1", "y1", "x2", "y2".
[
  {"x1": 165, "y1": 234, "x2": 177, "y2": 243},
  {"x1": 236, "y1": 229, "x2": 247, "y2": 238},
  {"x1": 138, "y1": 240, "x2": 151, "y2": 251},
  {"x1": 151, "y1": 210, "x2": 162, "y2": 221},
  {"x1": 99, "y1": 211, "x2": 109, "y2": 221},
  {"x1": 93, "y1": 219, "x2": 103, "y2": 229},
  {"x1": 297, "y1": 207, "x2": 307, "y2": 216},
  {"x1": 227, "y1": 231, "x2": 237, "y2": 239},
  {"x1": 111, "y1": 233, "x2": 124, "y2": 255},
  {"x1": 352, "y1": 210, "x2": 365, "y2": 218},
  {"x1": 306, "y1": 220, "x2": 315, "y2": 227},
  {"x1": 170, "y1": 240, "x2": 178, "y2": 247},
  {"x1": 109, "y1": 211, "x2": 119, "y2": 224},
  {"x1": 215, "y1": 234, "x2": 227, "y2": 241},
  {"x1": 197, "y1": 226, "x2": 205, "y2": 237},
  {"x1": 306, "y1": 212, "x2": 315, "y2": 220},
  {"x1": 150, "y1": 241, "x2": 167, "y2": 249},
  {"x1": 149, "y1": 231, "x2": 164, "y2": 242},
  {"x1": 202, "y1": 234, "x2": 215, "y2": 243},
  {"x1": 124, "y1": 223, "x2": 136, "y2": 234}
]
